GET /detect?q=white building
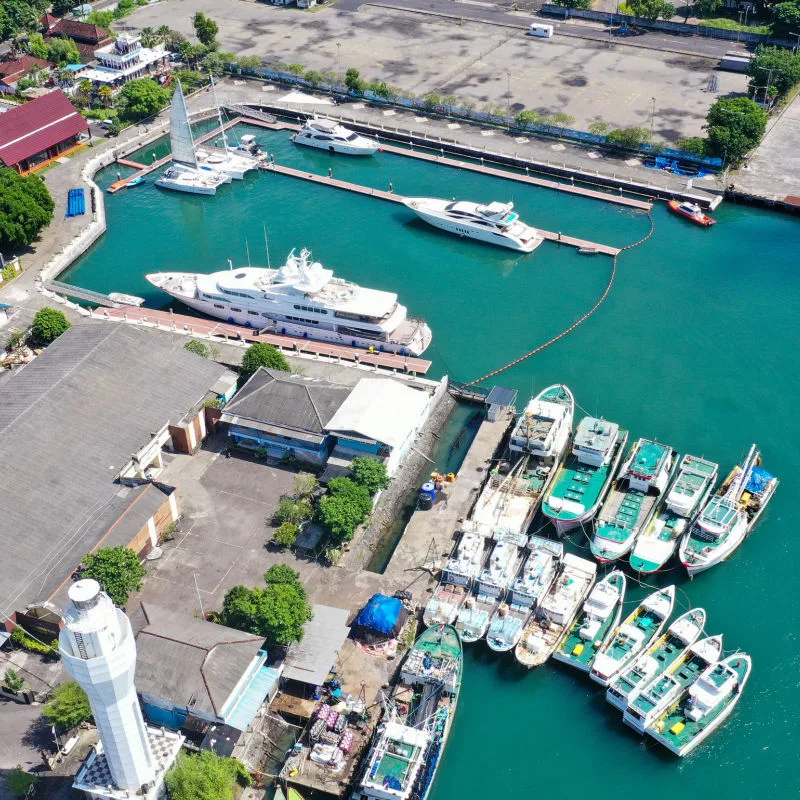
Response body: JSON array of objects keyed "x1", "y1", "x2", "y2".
[
  {"x1": 60, "y1": 580, "x2": 183, "y2": 800},
  {"x1": 81, "y1": 33, "x2": 168, "y2": 88}
]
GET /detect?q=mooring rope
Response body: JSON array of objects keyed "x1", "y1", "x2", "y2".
[{"x1": 462, "y1": 211, "x2": 655, "y2": 388}]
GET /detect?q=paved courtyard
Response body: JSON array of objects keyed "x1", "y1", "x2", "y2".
[{"x1": 125, "y1": 2, "x2": 747, "y2": 141}]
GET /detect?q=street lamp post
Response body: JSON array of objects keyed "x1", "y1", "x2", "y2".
[
  {"x1": 506, "y1": 71, "x2": 511, "y2": 129},
  {"x1": 336, "y1": 41, "x2": 342, "y2": 86},
  {"x1": 649, "y1": 96, "x2": 657, "y2": 142}
]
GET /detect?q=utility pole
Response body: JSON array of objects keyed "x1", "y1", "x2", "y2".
[
  {"x1": 336, "y1": 41, "x2": 342, "y2": 85},
  {"x1": 506, "y1": 71, "x2": 511, "y2": 129},
  {"x1": 649, "y1": 96, "x2": 657, "y2": 142}
]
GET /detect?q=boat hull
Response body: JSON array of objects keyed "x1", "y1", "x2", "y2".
[
  {"x1": 155, "y1": 178, "x2": 218, "y2": 195},
  {"x1": 293, "y1": 132, "x2": 379, "y2": 155}
]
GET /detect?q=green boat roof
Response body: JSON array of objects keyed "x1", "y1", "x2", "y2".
[
  {"x1": 413, "y1": 624, "x2": 462, "y2": 660},
  {"x1": 629, "y1": 440, "x2": 669, "y2": 478}
]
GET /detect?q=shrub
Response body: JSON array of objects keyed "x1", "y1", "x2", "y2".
[
  {"x1": 44, "y1": 682, "x2": 93, "y2": 731},
  {"x1": 82, "y1": 546, "x2": 146, "y2": 607},
  {"x1": 588, "y1": 121, "x2": 610, "y2": 135},
  {"x1": 423, "y1": 92, "x2": 442, "y2": 111},
  {"x1": 273, "y1": 497, "x2": 313, "y2": 526},
  {"x1": 5, "y1": 767, "x2": 38, "y2": 799},
  {"x1": 350, "y1": 456, "x2": 389, "y2": 494},
  {"x1": 345, "y1": 67, "x2": 364, "y2": 94},
  {"x1": 304, "y1": 69, "x2": 323, "y2": 86},
  {"x1": 317, "y1": 477, "x2": 373, "y2": 544},
  {"x1": 0, "y1": 168, "x2": 55, "y2": 250},
  {"x1": 274, "y1": 522, "x2": 300, "y2": 549},
  {"x1": 677, "y1": 136, "x2": 707, "y2": 157},
  {"x1": 240, "y1": 342, "x2": 290, "y2": 379},
  {"x1": 3, "y1": 668, "x2": 25, "y2": 693},
  {"x1": 605, "y1": 127, "x2": 650, "y2": 149},
  {"x1": 166, "y1": 751, "x2": 251, "y2": 800},
  {"x1": 5, "y1": 327, "x2": 26, "y2": 351},
  {"x1": 705, "y1": 96, "x2": 767, "y2": 165},
  {"x1": 30, "y1": 308, "x2": 70, "y2": 346},
  {"x1": 11, "y1": 627, "x2": 58, "y2": 657},
  {"x1": 515, "y1": 110, "x2": 539, "y2": 127}
]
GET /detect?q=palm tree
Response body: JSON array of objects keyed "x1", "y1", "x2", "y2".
[
  {"x1": 156, "y1": 24, "x2": 172, "y2": 42},
  {"x1": 98, "y1": 85, "x2": 113, "y2": 107},
  {"x1": 78, "y1": 79, "x2": 93, "y2": 101}
]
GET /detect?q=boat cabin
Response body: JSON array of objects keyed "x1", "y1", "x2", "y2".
[{"x1": 573, "y1": 417, "x2": 619, "y2": 467}]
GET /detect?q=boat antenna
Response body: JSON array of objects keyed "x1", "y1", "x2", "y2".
[
  {"x1": 263, "y1": 224, "x2": 271, "y2": 269},
  {"x1": 245, "y1": 239, "x2": 251, "y2": 267}
]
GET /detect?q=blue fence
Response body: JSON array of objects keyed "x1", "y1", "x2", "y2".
[{"x1": 228, "y1": 65, "x2": 722, "y2": 169}]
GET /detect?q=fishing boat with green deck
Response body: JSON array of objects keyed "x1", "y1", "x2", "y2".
[
  {"x1": 622, "y1": 634, "x2": 724, "y2": 734},
  {"x1": 591, "y1": 439, "x2": 677, "y2": 563},
  {"x1": 352, "y1": 624, "x2": 462, "y2": 800},
  {"x1": 552, "y1": 570, "x2": 626, "y2": 672},
  {"x1": 630, "y1": 455, "x2": 718, "y2": 573},
  {"x1": 647, "y1": 653, "x2": 752, "y2": 756},
  {"x1": 542, "y1": 417, "x2": 628, "y2": 534},
  {"x1": 589, "y1": 585, "x2": 675, "y2": 686},
  {"x1": 606, "y1": 607, "x2": 706, "y2": 711}
]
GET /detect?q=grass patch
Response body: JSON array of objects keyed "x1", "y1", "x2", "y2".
[{"x1": 697, "y1": 17, "x2": 770, "y2": 33}]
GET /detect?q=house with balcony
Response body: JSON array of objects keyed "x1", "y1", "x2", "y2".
[{"x1": 80, "y1": 33, "x2": 169, "y2": 89}]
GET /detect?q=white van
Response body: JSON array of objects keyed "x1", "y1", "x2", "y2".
[{"x1": 529, "y1": 23, "x2": 554, "y2": 38}]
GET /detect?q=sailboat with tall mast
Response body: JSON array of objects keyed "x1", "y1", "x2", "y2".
[
  {"x1": 194, "y1": 76, "x2": 262, "y2": 179},
  {"x1": 155, "y1": 79, "x2": 231, "y2": 195}
]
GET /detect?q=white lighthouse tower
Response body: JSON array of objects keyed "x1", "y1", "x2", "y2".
[{"x1": 60, "y1": 579, "x2": 183, "y2": 800}]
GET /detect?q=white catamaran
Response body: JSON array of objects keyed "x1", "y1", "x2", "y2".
[{"x1": 155, "y1": 79, "x2": 231, "y2": 195}]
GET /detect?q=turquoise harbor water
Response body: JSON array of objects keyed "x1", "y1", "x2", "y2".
[{"x1": 64, "y1": 125, "x2": 799, "y2": 797}]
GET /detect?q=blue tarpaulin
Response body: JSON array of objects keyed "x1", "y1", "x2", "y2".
[
  {"x1": 746, "y1": 467, "x2": 774, "y2": 496},
  {"x1": 354, "y1": 594, "x2": 402, "y2": 635}
]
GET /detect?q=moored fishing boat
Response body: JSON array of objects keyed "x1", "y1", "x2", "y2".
[
  {"x1": 622, "y1": 634, "x2": 724, "y2": 734},
  {"x1": 590, "y1": 439, "x2": 677, "y2": 563},
  {"x1": 606, "y1": 607, "x2": 706, "y2": 711},
  {"x1": 679, "y1": 444, "x2": 778, "y2": 575},
  {"x1": 513, "y1": 553, "x2": 597, "y2": 669},
  {"x1": 454, "y1": 529, "x2": 528, "y2": 643},
  {"x1": 552, "y1": 569, "x2": 626, "y2": 672},
  {"x1": 485, "y1": 536, "x2": 564, "y2": 653},
  {"x1": 630, "y1": 455, "x2": 718, "y2": 573},
  {"x1": 589, "y1": 585, "x2": 675, "y2": 686},
  {"x1": 352, "y1": 625, "x2": 462, "y2": 800},
  {"x1": 541, "y1": 417, "x2": 628, "y2": 534},
  {"x1": 423, "y1": 525, "x2": 489, "y2": 627},
  {"x1": 646, "y1": 653, "x2": 752, "y2": 756}
]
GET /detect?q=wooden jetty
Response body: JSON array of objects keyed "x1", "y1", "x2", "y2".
[{"x1": 95, "y1": 306, "x2": 432, "y2": 375}]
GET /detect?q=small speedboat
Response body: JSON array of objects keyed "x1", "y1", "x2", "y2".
[
  {"x1": 127, "y1": 175, "x2": 145, "y2": 187},
  {"x1": 668, "y1": 200, "x2": 715, "y2": 227}
]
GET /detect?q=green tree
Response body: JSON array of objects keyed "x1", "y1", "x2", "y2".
[
  {"x1": 116, "y1": 77, "x2": 169, "y2": 122},
  {"x1": 350, "y1": 456, "x2": 389, "y2": 494},
  {"x1": 626, "y1": 0, "x2": 675, "y2": 19},
  {"x1": 588, "y1": 121, "x2": 610, "y2": 135},
  {"x1": 237, "y1": 55, "x2": 262, "y2": 71},
  {"x1": 265, "y1": 564, "x2": 302, "y2": 585},
  {"x1": 193, "y1": 12, "x2": 219, "y2": 48},
  {"x1": 548, "y1": 112, "x2": 575, "y2": 132},
  {"x1": 317, "y1": 477, "x2": 372, "y2": 544},
  {"x1": 293, "y1": 474, "x2": 318, "y2": 500},
  {"x1": 30, "y1": 307, "x2": 70, "y2": 345},
  {"x1": 304, "y1": 69, "x2": 323, "y2": 86},
  {"x1": 693, "y1": 0, "x2": 723, "y2": 14},
  {"x1": 423, "y1": 92, "x2": 442, "y2": 111},
  {"x1": 273, "y1": 497, "x2": 313, "y2": 526},
  {"x1": 240, "y1": 342, "x2": 290, "y2": 379},
  {"x1": 98, "y1": 84, "x2": 113, "y2": 107},
  {"x1": 515, "y1": 109, "x2": 539, "y2": 126},
  {"x1": 113, "y1": 0, "x2": 135, "y2": 19},
  {"x1": 3, "y1": 668, "x2": 25, "y2": 693},
  {"x1": 5, "y1": 767, "x2": 38, "y2": 799},
  {"x1": 747, "y1": 45, "x2": 800, "y2": 97},
  {"x1": 677, "y1": 136, "x2": 707, "y2": 156},
  {"x1": 85, "y1": 10, "x2": 115, "y2": 27},
  {"x1": 185, "y1": 339, "x2": 211, "y2": 357},
  {"x1": 0, "y1": 167, "x2": 56, "y2": 251},
  {"x1": 82, "y1": 546, "x2": 146, "y2": 606},
  {"x1": 274, "y1": 522, "x2": 300, "y2": 548},
  {"x1": 166, "y1": 751, "x2": 251, "y2": 800},
  {"x1": 201, "y1": 51, "x2": 227, "y2": 76},
  {"x1": 704, "y1": 96, "x2": 767, "y2": 165},
  {"x1": 554, "y1": 0, "x2": 592, "y2": 8},
  {"x1": 345, "y1": 67, "x2": 364, "y2": 94},
  {"x1": 48, "y1": 36, "x2": 81, "y2": 66},
  {"x1": 27, "y1": 32, "x2": 49, "y2": 60},
  {"x1": 140, "y1": 26, "x2": 158, "y2": 47},
  {"x1": 44, "y1": 682, "x2": 92, "y2": 731},
  {"x1": 605, "y1": 127, "x2": 650, "y2": 149},
  {"x1": 52, "y1": 0, "x2": 76, "y2": 14},
  {"x1": 773, "y1": 1, "x2": 800, "y2": 35}
]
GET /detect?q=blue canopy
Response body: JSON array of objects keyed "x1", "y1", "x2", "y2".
[
  {"x1": 746, "y1": 467, "x2": 774, "y2": 496},
  {"x1": 354, "y1": 594, "x2": 402, "y2": 635}
]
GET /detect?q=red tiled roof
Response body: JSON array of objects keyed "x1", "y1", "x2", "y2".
[
  {"x1": 0, "y1": 90, "x2": 89, "y2": 168},
  {"x1": 40, "y1": 12, "x2": 59, "y2": 29},
  {"x1": 47, "y1": 18, "x2": 111, "y2": 43},
  {"x1": 0, "y1": 56, "x2": 54, "y2": 82}
]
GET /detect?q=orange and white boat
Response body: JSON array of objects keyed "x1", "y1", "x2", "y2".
[{"x1": 668, "y1": 200, "x2": 716, "y2": 227}]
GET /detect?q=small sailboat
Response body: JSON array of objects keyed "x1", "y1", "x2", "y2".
[
  {"x1": 590, "y1": 439, "x2": 677, "y2": 563},
  {"x1": 647, "y1": 653, "x2": 752, "y2": 756},
  {"x1": 605, "y1": 607, "x2": 706, "y2": 711},
  {"x1": 541, "y1": 417, "x2": 628, "y2": 534},
  {"x1": 679, "y1": 444, "x2": 778, "y2": 575},
  {"x1": 552, "y1": 569, "x2": 626, "y2": 672},
  {"x1": 589, "y1": 585, "x2": 675, "y2": 686},
  {"x1": 630, "y1": 455, "x2": 718, "y2": 573},
  {"x1": 622, "y1": 634, "x2": 724, "y2": 734},
  {"x1": 513, "y1": 553, "x2": 597, "y2": 669},
  {"x1": 485, "y1": 536, "x2": 564, "y2": 653}
]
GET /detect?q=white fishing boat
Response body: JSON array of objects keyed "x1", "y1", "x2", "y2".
[
  {"x1": 606, "y1": 607, "x2": 706, "y2": 711},
  {"x1": 552, "y1": 569, "x2": 626, "y2": 672},
  {"x1": 146, "y1": 248, "x2": 432, "y2": 356},
  {"x1": 293, "y1": 117, "x2": 380, "y2": 155},
  {"x1": 509, "y1": 384, "x2": 574, "y2": 461},
  {"x1": 622, "y1": 634, "x2": 724, "y2": 734},
  {"x1": 403, "y1": 198, "x2": 543, "y2": 253},
  {"x1": 423, "y1": 525, "x2": 489, "y2": 627},
  {"x1": 155, "y1": 80, "x2": 231, "y2": 195},
  {"x1": 514, "y1": 553, "x2": 597, "y2": 669},
  {"x1": 454, "y1": 529, "x2": 528, "y2": 644},
  {"x1": 647, "y1": 653, "x2": 752, "y2": 756},
  {"x1": 589, "y1": 585, "x2": 675, "y2": 686},
  {"x1": 630, "y1": 455, "x2": 718, "y2": 573},
  {"x1": 485, "y1": 536, "x2": 564, "y2": 653},
  {"x1": 679, "y1": 444, "x2": 778, "y2": 575},
  {"x1": 542, "y1": 417, "x2": 629, "y2": 534}
]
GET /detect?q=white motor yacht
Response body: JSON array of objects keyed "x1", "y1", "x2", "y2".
[
  {"x1": 146, "y1": 248, "x2": 432, "y2": 356},
  {"x1": 155, "y1": 80, "x2": 230, "y2": 196},
  {"x1": 292, "y1": 117, "x2": 380, "y2": 155},
  {"x1": 403, "y1": 198, "x2": 543, "y2": 252}
]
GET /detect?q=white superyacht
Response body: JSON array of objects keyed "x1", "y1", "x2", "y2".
[
  {"x1": 403, "y1": 198, "x2": 544, "y2": 252},
  {"x1": 146, "y1": 248, "x2": 433, "y2": 356},
  {"x1": 293, "y1": 117, "x2": 380, "y2": 155}
]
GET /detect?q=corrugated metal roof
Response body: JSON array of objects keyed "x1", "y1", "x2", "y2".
[
  {"x1": 0, "y1": 89, "x2": 88, "y2": 167},
  {"x1": 282, "y1": 605, "x2": 350, "y2": 686},
  {"x1": 0, "y1": 323, "x2": 235, "y2": 617}
]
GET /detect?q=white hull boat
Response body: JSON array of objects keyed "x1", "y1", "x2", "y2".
[{"x1": 293, "y1": 117, "x2": 380, "y2": 155}]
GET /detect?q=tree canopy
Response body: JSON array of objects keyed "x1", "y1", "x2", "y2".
[
  {"x1": 166, "y1": 751, "x2": 251, "y2": 800},
  {"x1": 747, "y1": 45, "x2": 800, "y2": 98},
  {"x1": 704, "y1": 96, "x2": 767, "y2": 165},
  {"x1": 218, "y1": 567, "x2": 312, "y2": 646},
  {"x1": 46, "y1": 37, "x2": 81, "y2": 66},
  {"x1": 317, "y1": 477, "x2": 373, "y2": 544},
  {"x1": 193, "y1": 12, "x2": 219, "y2": 47},
  {"x1": 240, "y1": 342, "x2": 290, "y2": 379},
  {"x1": 5, "y1": 767, "x2": 39, "y2": 799},
  {"x1": 0, "y1": 169, "x2": 55, "y2": 251},
  {"x1": 117, "y1": 78, "x2": 169, "y2": 122},
  {"x1": 82, "y1": 546, "x2": 146, "y2": 606},
  {"x1": 626, "y1": 0, "x2": 675, "y2": 19},
  {"x1": 350, "y1": 457, "x2": 390, "y2": 494},
  {"x1": 773, "y1": 1, "x2": 800, "y2": 35},
  {"x1": 30, "y1": 307, "x2": 70, "y2": 346},
  {"x1": 44, "y1": 682, "x2": 93, "y2": 732}
]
